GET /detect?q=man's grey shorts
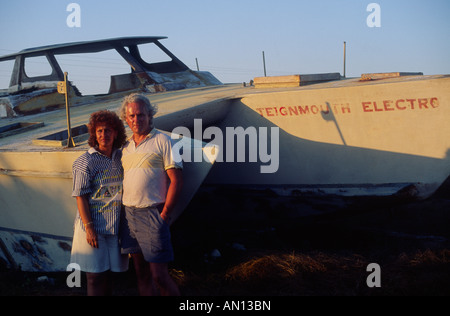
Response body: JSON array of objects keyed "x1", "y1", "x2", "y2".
[{"x1": 120, "y1": 205, "x2": 174, "y2": 263}]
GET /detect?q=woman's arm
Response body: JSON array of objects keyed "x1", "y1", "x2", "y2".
[{"x1": 76, "y1": 195, "x2": 98, "y2": 248}]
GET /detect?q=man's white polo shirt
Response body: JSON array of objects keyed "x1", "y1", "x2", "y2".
[{"x1": 122, "y1": 129, "x2": 183, "y2": 208}]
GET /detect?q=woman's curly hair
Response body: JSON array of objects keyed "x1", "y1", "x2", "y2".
[{"x1": 88, "y1": 110, "x2": 127, "y2": 149}]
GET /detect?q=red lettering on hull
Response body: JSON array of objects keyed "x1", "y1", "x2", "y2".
[
  {"x1": 255, "y1": 98, "x2": 440, "y2": 118},
  {"x1": 255, "y1": 104, "x2": 350, "y2": 118},
  {"x1": 362, "y1": 97, "x2": 439, "y2": 112}
]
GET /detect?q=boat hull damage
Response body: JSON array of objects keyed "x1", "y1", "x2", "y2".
[
  {"x1": 0, "y1": 228, "x2": 72, "y2": 272},
  {"x1": 0, "y1": 36, "x2": 222, "y2": 118},
  {"x1": 0, "y1": 69, "x2": 222, "y2": 117}
]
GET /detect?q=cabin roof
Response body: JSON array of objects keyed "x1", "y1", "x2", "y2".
[{"x1": 0, "y1": 36, "x2": 167, "y2": 61}]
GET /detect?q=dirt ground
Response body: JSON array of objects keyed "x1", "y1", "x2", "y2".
[{"x1": 1, "y1": 184, "x2": 449, "y2": 296}]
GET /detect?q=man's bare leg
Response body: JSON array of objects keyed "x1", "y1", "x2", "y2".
[
  {"x1": 131, "y1": 253, "x2": 157, "y2": 296},
  {"x1": 150, "y1": 262, "x2": 180, "y2": 296}
]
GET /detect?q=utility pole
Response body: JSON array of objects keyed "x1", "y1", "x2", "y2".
[
  {"x1": 195, "y1": 58, "x2": 200, "y2": 71},
  {"x1": 262, "y1": 51, "x2": 267, "y2": 77},
  {"x1": 343, "y1": 41, "x2": 347, "y2": 78}
]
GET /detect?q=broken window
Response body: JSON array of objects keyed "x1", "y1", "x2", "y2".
[
  {"x1": 23, "y1": 56, "x2": 53, "y2": 79},
  {"x1": 136, "y1": 43, "x2": 172, "y2": 65},
  {"x1": 55, "y1": 50, "x2": 130, "y2": 96}
]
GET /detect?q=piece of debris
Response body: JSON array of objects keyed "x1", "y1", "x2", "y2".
[{"x1": 231, "y1": 243, "x2": 246, "y2": 251}]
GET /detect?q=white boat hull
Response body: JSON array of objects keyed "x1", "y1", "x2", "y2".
[
  {"x1": 1, "y1": 74, "x2": 449, "y2": 271},
  {"x1": 202, "y1": 75, "x2": 450, "y2": 199}
]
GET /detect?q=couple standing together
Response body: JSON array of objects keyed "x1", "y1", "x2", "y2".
[{"x1": 70, "y1": 93, "x2": 183, "y2": 296}]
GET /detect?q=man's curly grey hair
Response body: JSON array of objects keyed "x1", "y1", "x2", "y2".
[{"x1": 119, "y1": 93, "x2": 158, "y2": 127}]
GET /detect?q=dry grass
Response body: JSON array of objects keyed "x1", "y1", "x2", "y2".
[
  {"x1": 227, "y1": 252, "x2": 327, "y2": 279},
  {"x1": 176, "y1": 249, "x2": 450, "y2": 296},
  {"x1": 1, "y1": 248, "x2": 448, "y2": 296},
  {"x1": 170, "y1": 189, "x2": 450, "y2": 296}
]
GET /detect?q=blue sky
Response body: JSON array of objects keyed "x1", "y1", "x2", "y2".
[{"x1": 1, "y1": 0, "x2": 449, "y2": 95}]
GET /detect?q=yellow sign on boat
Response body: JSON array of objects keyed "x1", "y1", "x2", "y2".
[{"x1": 57, "y1": 81, "x2": 67, "y2": 94}]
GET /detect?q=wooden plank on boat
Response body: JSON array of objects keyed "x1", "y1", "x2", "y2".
[
  {"x1": 0, "y1": 122, "x2": 44, "y2": 139},
  {"x1": 254, "y1": 75, "x2": 301, "y2": 88},
  {"x1": 32, "y1": 124, "x2": 89, "y2": 147},
  {"x1": 254, "y1": 73, "x2": 340, "y2": 88},
  {"x1": 360, "y1": 72, "x2": 423, "y2": 81}
]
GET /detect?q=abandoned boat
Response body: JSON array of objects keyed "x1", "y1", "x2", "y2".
[{"x1": 0, "y1": 36, "x2": 449, "y2": 271}]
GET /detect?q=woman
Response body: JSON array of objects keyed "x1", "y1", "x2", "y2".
[{"x1": 70, "y1": 110, "x2": 128, "y2": 296}]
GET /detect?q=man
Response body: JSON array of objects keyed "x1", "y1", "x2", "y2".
[{"x1": 119, "y1": 93, "x2": 183, "y2": 296}]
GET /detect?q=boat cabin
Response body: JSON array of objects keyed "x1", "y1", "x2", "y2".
[{"x1": 0, "y1": 36, "x2": 221, "y2": 117}]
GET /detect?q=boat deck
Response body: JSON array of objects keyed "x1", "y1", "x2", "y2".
[
  {"x1": 0, "y1": 84, "x2": 246, "y2": 152},
  {"x1": 3, "y1": 73, "x2": 449, "y2": 153}
]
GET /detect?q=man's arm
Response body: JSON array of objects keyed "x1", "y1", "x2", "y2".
[{"x1": 161, "y1": 168, "x2": 183, "y2": 225}]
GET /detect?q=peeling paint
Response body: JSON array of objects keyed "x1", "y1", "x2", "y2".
[{"x1": 0, "y1": 229, "x2": 72, "y2": 272}]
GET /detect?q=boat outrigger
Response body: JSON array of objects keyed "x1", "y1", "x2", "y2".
[{"x1": 0, "y1": 36, "x2": 449, "y2": 271}]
